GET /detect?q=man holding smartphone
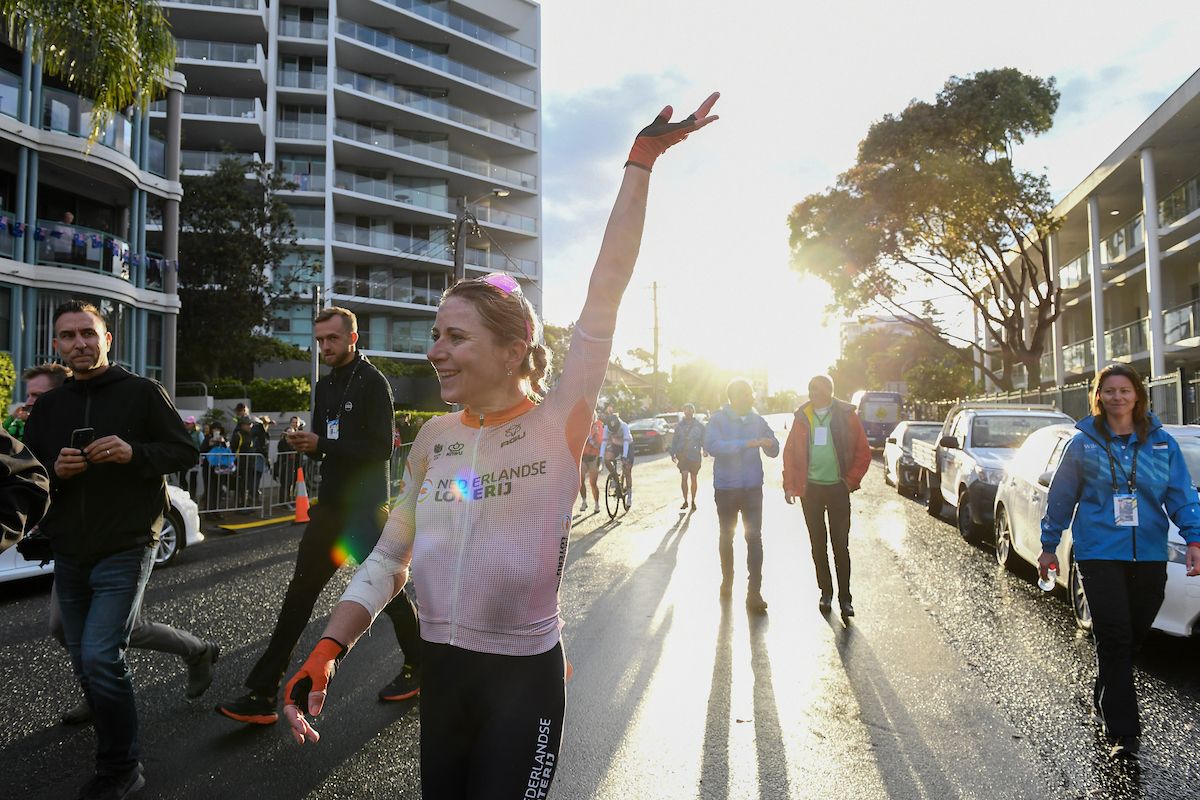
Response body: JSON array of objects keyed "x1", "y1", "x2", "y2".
[{"x1": 24, "y1": 300, "x2": 198, "y2": 800}]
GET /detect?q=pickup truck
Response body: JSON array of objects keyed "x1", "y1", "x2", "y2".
[{"x1": 912, "y1": 403, "x2": 1073, "y2": 543}]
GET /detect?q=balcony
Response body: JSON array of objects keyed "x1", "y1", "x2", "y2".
[
  {"x1": 333, "y1": 222, "x2": 452, "y2": 260},
  {"x1": 1039, "y1": 351, "x2": 1053, "y2": 381},
  {"x1": 377, "y1": 0, "x2": 535, "y2": 63},
  {"x1": 1101, "y1": 215, "x2": 1144, "y2": 264},
  {"x1": 161, "y1": 0, "x2": 267, "y2": 40},
  {"x1": 166, "y1": 0, "x2": 258, "y2": 8},
  {"x1": 181, "y1": 149, "x2": 259, "y2": 172},
  {"x1": 333, "y1": 169, "x2": 450, "y2": 212},
  {"x1": 335, "y1": 69, "x2": 534, "y2": 147},
  {"x1": 464, "y1": 247, "x2": 536, "y2": 275},
  {"x1": 1059, "y1": 250, "x2": 1089, "y2": 291},
  {"x1": 332, "y1": 274, "x2": 442, "y2": 306},
  {"x1": 283, "y1": 172, "x2": 326, "y2": 192},
  {"x1": 278, "y1": 69, "x2": 328, "y2": 90},
  {"x1": 43, "y1": 86, "x2": 133, "y2": 156},
  {"x1": 0, "y1": 212, "x2": 19, "y2": 259},
  {"x1": 34, "y1": 219, "x2": 131, "y2": 280},
  {"x1": 333, "y1": 119, "x2": 536, "y2": 190},
  {"x1": 1159, "y1": 173, "x2": 1200, "y2": 228},
  {"x1": 177, "y1": 39, "x2": 261, "y2": 65},
  {"x1": 276, "y1": 119, "x2": 326, "y2": 140},
  {"x1": 1164, "y1": 300, "x2": 1200, "y2": 345},
  {"x1": 1104, "y1": 317, "x2": 1149, "y2": 361},
  {"x1": 1, "y1": 68, "x2": 19, "y2": 119},
  {"x1": 1063, "y1": 338, "x2": 1094, "y2": 376},
  {"x1": 473, "y1": 203, "x2": 536, "y2": 233},
  {"x1": 279, "y1": 19, "x2": 328, "y2": 39},
  {"x1": 336, "y1": 20, "x2": 535, "y2": 106}
]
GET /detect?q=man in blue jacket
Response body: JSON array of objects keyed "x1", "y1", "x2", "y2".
[{"x1": 704, "y1": 379, "x2": 779, "y2": 612}]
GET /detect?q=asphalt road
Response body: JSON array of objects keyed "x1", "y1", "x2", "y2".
[{"x1": 2, "y1": 449, "x2": 1199, "y2": 799}]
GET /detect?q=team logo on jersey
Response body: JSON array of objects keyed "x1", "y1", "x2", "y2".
[
  {"x1": 425, "y1": 460, "x2": 547, "y2": 502},
  {"x1": 447, "y1": 442, "x2": 465, "y2": 456},
  {"x1": 433, "y1": 443, "x2": 443, "y2": 454},
  {"x1": 500, "y1": 423, "x2": 526, "y2": 449},
  {"x1": 417, "y1": 479, "x2": 434, "y2": 503}
]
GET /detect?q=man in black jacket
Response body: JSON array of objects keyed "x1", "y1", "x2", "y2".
[
  {"x1": 216, "y1": 306, "x2": 422, "y2": 725},
  {"x1": 0, "y1": 427, "x2": 50, "y2": 552},
  {"x1": 24, "y1": 300, "x2": 198, "y2": 800}
]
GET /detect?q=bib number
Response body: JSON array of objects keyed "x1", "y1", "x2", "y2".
[
  {"x1": 1113, "y1": 494, "x2": 1138, "y2": 527},
  {"x1": 327, "y1": 418, "x2": 340, "y2": 441}
]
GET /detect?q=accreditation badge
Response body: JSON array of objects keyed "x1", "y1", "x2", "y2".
[
  {"x1": 1113, "y1": 493, "x2": 1138, "y2": 527},
  {"x1": 813, "y1": 427, "x2": 829, "y2": 446},
  {"x1": 327, "y1": 417, "x2": 340, "y2": 441}
]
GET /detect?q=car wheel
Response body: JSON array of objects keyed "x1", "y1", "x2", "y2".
[
  {"x1": 993, "y1": 505, "x2": 1013, "y2": 568},
  {"x1": 155, "y1": 509, "x2": 184, "y2": 566},
  {"x1": 1069, "y1": 555, "x2": 1093, "y2": 635},
  {"x1": 926, "y1": 472, "x2": 943, "y2": 517},
  {"x1": 957, "y1": 488, "x2": 984, "y2": 543}
]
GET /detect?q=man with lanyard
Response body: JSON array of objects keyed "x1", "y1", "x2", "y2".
[
  {"x1": 215, "y1": 306, "x2": 423, "y2": 724},
  {"x1": 600, "y1": 409, "x2": 634, "y2": 506}
]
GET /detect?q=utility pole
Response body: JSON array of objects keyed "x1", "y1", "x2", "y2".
[
  {"x1": 309, "y1": 284, "x2": 322, "y2": 411},
  {"x1": 651, "y1": 281, "x2": 660, "y2": 414},
  {"x1": 453, "y1": 196, "x2": 469, "y2": 284}
]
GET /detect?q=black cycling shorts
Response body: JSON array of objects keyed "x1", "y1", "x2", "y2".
[
  {"x1": 580, "y1": 454, "x2": 599, "y2": 467},
  {"x1": 421, "y1": 640, "x2": 565, "y2": 800}
]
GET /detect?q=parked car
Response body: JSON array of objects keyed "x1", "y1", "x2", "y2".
[
  {"x1": 993, "y1": 423, "x2": 1200, "y2": 637},
  {"x1": 0, "y1": 485, "x2": 203, "y2": 584},
  {"x1": 629, "y1": 417, "x2": 674, "y2": 453},
  {"x1": 883, "y1": 421, "x2": 943, "y2": 495},
  {"x1": 912, "y1": 403, "x2": 1074, "y2": 542}
]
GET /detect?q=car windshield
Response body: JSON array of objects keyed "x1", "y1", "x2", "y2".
[
  {"x1": 629, "y1": 420, "x2": 657, "y2": 430},
  {"x1": 904, "y1": 426, "x2": 942, "y2": 447},
  {"x1": 971, "y1": 415, "x2": 1063, "y2": 449}
]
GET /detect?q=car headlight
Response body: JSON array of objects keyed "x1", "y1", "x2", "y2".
[
  {"x1": 1167, "y1": 541, "x2": 1190, "y2": 564},
  {"x1": 974, "y1": 466, "x2": 1005, "y2": 485}
]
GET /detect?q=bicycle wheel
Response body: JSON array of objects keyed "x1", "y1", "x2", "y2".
[{"x1": 605, "y1": 473, "x2": 621, "y2": 519}]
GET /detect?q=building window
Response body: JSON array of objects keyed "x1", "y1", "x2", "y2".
[{"x1": 0, "y1": 284, "x2": 10, "y2": 352}]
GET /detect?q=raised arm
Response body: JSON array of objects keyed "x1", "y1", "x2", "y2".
[{"x1": 576, "y1": 93, "x2": 719, "y2": 339}]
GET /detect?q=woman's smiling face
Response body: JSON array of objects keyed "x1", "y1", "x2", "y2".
[{"x1": 428, "y1": 296, "x2": 513, "y2": 406}]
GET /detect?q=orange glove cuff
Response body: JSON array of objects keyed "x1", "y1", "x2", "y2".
[{"x1": 284, "y1": 637, "x2": 346, "y2": 711}]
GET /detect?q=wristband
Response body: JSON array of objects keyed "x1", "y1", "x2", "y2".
[{"x1": 625, "y1": 109, "x2": 700, "y2": 172}]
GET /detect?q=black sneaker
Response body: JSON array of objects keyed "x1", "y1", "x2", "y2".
[
  {"x1": 77, "y1": 764, "x2": 144, "y2": 800},
  {"x1": 62, "y1": 697, "x2": 93, "y2": 726},
  {"x1": 186, "y1": 642, "x2": 220, "y2": 700},
  {"x1": 378, "y1": 665, "x2": 421, "y2": 702},
  {"x1": 840, "y1": 602, "x2": 855, "y2": 621},
  {"x1": 818, "y1": 595, "x2": 833, "y2": 614},
  {"x1": 215, "y1": 692, "x2": 278, "y2": 725},
  {"x1": 1109, "y1": 736, "x2": 1140, "y2": 759}
]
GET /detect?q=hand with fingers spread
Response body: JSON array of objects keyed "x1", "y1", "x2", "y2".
[
  {"x1": 282, "y1": 637, "x2": 347, "y2": 745},
  {"x1": 625, "y1": 91, "x2": 720, "y2": 172}
]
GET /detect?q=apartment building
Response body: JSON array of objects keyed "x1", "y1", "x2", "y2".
[
  {"x1": 0, "y1": 43, "x2": 185, "y2": 393},
  {"x1": 156, "y1": 0, "x2": 541, "y2": 362},
  {"x1": 979, "y1": 68, "x2": 1200, "y2": 415}
]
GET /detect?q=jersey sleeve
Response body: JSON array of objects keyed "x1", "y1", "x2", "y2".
[{"x1": 543, "y1": 324, "x2": 613, "y2": 452}]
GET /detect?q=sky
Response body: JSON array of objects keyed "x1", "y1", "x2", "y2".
[{"x1": 535, "y1": 0, "x2": 1200, "y2": 394}]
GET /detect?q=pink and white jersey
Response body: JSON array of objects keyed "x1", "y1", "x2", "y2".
[{"x1": 340, "y1": 325, "x2": 611, "y2": 656}]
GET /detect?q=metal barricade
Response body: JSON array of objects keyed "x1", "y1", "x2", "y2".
[
  {"x1": 390, "y1": 443, "x2": 413, "y2": 499},
  {"x1": 1148, "y1": 369, "x2": 1183, "y2": 425}
]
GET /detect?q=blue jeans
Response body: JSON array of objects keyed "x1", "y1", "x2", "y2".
[
  {"x1": 54, "y1": 544, "x2": 156, "y2": 775},
  {"x1": 714, "y1": 487, "x2": 764, "y2": 591}
]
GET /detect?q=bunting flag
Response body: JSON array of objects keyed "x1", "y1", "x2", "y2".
[
  {"x1": 90, "y1": 234, "x2": 103, "y2": 247},
  {"x1": 13, "y1": 222, "x2": 25, "y2": 237},
  {"x1": 0, "y1": 216, "x2": 7, "y2": 231},
  {"x1": 73, "y1": 233, "x2": 86, "y2": 246},
  {"x1": 131, "y1": 254, "x2": 141, "y2": 267},
  {"x1": 33, "y1": 226, "x2": 45, "y2": 241},
  {"x1": 49, "y1": 228, "x2": 63, "y2": 239}
]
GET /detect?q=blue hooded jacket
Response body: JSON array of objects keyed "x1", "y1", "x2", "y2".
[
  {"x1": 703, "y1": 406, "x2": 779, "y2": 490},
  {"x1": 1041, "y1": 412, "x2": 1200, "y2": 560}
]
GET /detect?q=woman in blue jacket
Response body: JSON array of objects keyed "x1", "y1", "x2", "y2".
[{"x1": 1040, "y1": 363, "x2": 1200, "y2": 759}]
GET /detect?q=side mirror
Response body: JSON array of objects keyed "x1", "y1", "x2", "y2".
[
  {"x1": 886, "y1": 437, "x2": 897, "y2": 445},
  {"x1": 1037, "y1": 471, "x2": 1053, "y2": 488},
  {"x1": 939, "y1": 436, "x2": 960, "y2": 449}
]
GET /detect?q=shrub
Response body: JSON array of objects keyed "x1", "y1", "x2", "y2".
[
  {"x1": 394, "y1": 409, "x2": 442, "y2": 442},
  {"x1": 0, "y1": 351, "x2": 14, "y2": 412},
  {"x1": 247, "y1": 377, "x2": 311, "y2": 412}
]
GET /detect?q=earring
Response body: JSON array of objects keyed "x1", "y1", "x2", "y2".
[{"x1": 506, "y1": 368, "x2": 513, "y2": 376}]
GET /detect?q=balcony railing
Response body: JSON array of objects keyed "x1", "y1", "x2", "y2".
[
  {"x1": 279, "y1": 19, "x2": 328, "y2": 39},
  {"x1": 1039, "y1": 351, "x2": 1053, "y2": 381},
  {"x1": 333, "y1": 222, "x2": 452, "y2": 260},
  {"x1": 0, "y1": 211, "x2": 19, "y2": 260},
  {"x1": 464, "y1": 247, "x2": 536, "y2": 275},
  {"x1": 337, "y1": 20, "x2": 535, "y2": 105},
  {"x1": 151, "y1": 94, "x2": 260, "y2": 119},
  {"x1": 378, "y1": 0, "x2": 535, "y2": 62},
  {"x1": 43, "y1": 86, "x2": 133, "y2": 156},
  {"x1": 281, "y1": 171, "x2": 325, "y2": 191},
  {"x1": 1063, "y1": 339, "x2": 1094, "y2": 375},
  {"x1": 34, "y1": 219, "x2": 131, "y2": 280},
  {"x1": 334, "y1": 119, "x2": 536, "y2": 189},
  {"x1": 144, "y1": 251, "x2": 166, "y2": 290},
  {"x1": 176, "y1": 39, "x2": 260, "y2": 64},
  {"x1": 276, "y1": 119, "x2": 326, "y2": 139},
  {"x1": 165, "y1": 0, "x2": 258, "y2": 8},
  {"x1": 1059, "y1": 250, "x2": 1089, "y2": 291},
  {"x1": 294, "y1": 223, "x2": 325, "y2": 240},
  {"x1": 1104, "y1": 317, "x2": 1149, "y2": 360},
  {"x1": 333, "y1": 170, "x2": 450, "y2": 211},
  {"x1": 147, "y1": 136, "x2": 166, "y2": 177},
  {"x1": 335, "y1": 69, "x2": 534, "y2": 147},
  {"x1": 0, "y1": 68, "x2": 19, "y2": 119},
  {"x1": 1101, "y1": 215, "x2": 1144, "y2": 264},
  {"x1": 1164, "y1": 300, "x2": 1200, "y2": 345},
  {"x1": 278, "y1": 70, "x2": 328, "y2": 90},
  {"x1": 181, "y1": 150, "x2": 259, "y2": 171},
  {"x1": 473, "y1": 203, "x2": 536, "y2": 233},
  {"x1": 332, "y1": 275, "x2": 443, "y2": 306},
  {"x1": 1159, "y1": 173, "x2": 1200, "y2": 228}
]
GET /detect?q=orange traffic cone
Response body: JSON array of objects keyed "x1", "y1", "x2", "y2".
[{"x1": 295, "y1": 466, "x2": 310, "y2": 523}]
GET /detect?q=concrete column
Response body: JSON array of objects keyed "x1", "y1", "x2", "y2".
[
  {"x1": 1141, "y1": 148, "x2": 1166, "y2": 378},
  {"x1": 1087, "y1": 195, "x2": 1107, "y2": 370},
  {"x1": 162, "y1": 86, "x2": 183, "y2": 400},
  {"x1": 1049, "y1": 232, "x2": 1065, "y2": 385},
  {"x1": 18, "y1": 27, "x2": 32, "y2": 124},
  {"x1": 166, "y1": 88, "x2": 182, "y2": 182},
  {"x1": 21, "y1": 287, "x2": 36, "y2": 364},
  {"x1": 265, "y1": 0, "x2": 280, "y2": 164},
  {"x1": 130, "y1": 108, "x2": 142, "y2": 166},
  {"x1": 9, "y1": 286, "x2": 23, "y2": 371},
  {"x1": 23, "y1": 151, "x2": 38, "y2": 264}
]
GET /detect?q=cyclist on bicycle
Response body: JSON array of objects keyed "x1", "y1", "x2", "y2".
[{"x1": 600, "y1": 411, "x2": 634, "y2": 507}]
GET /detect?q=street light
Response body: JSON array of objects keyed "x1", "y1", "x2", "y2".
[{"x1": 453, "y1": 188, "x2": 511, "y2": 283}]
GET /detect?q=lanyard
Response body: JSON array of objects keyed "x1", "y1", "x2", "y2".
[
  {"x1": 330, "y1": 358, "x2": 362, "y2": 420},
  {"x1": 1103, "y1": 434, "x2": 1138, "y2": 494}
]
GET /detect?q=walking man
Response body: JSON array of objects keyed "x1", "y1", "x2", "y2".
[
  {"x1": 669, "y1": 403, "x2": 706, "y2": 511},
  {"x1": 215, "y1": 306, "x2": 423, "y2": 725},
  {"x1": 704, "y1": 379, "x2": 779, "y2": 613},
  {"x1": 782, "y1": 375, "x2": 871, "y2": 621},
  {"x1": 24, "y1": 300, "x2": 199, "y2": 799}
]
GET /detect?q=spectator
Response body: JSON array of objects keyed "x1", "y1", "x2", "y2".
[
  {"x1": 201, "y1": 425, "x2": 234, "y2": 511},
  {"x1": 3, "y1": 402, "x2": 27, "y2": 440}
]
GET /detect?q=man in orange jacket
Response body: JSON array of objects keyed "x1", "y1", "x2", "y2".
[{"x1": 783, "y1": 375, "x2": 871, "y2": 620}]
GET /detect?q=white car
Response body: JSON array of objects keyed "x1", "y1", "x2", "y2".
[
  {"x1": 0, "y1": 485, "x2": 203, "y2": 584},
  {"x1": 883, "y1": 421, "x2": 943, "y2": 496},
  {"x1": 993, "y1": 423, "x2": 1200, "y2": 637}
]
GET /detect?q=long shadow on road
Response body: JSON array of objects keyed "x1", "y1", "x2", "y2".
[
  {"x1": 747, "y1": 614, "x2": 791, "y2": 800},
  {"x1": 698, "y1": 605, "x2": 732, "y2": 800}
]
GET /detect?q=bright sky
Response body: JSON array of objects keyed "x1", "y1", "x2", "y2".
[{"x1": 536, "y1": 0, "x2": 1200, "y2": 394}]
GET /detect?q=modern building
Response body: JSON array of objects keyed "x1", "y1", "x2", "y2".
[
  {"x1": 977, "y1": 67, "x2": 1200, "y2": 419},
  {"x1": 0, "y1": 41, "x2": 185, "y2": 393},
  {"x1": 840, "y1": 313, "x2": 916, "y2": 354},
  {"x1": 156, "y1": 0, "x2": 542, "y2": 363}
]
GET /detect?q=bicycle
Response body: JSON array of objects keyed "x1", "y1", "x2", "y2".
[{"x1": 603, "y1": 457, "x2": 631, "y2": 520}]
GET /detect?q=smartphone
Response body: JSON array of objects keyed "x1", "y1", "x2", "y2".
[{"x1": 70, "y1": 427, "x2": 95, "y2": 452}]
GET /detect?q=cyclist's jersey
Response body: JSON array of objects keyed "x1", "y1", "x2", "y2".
[
  {"x1": 599, "y1": 421, "x2": 632, "y2": 460},
  {"x1": 582, "y1": 419, "x2": 605, "y2": 459},
  {"x1": 340, "y1": 324, "x2": 611, "y2": 656}
]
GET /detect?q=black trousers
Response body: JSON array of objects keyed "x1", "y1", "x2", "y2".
[
  {"x1": 245, "y1": 502, "x2": 421, "y2": 696},
  {"x1": 1077, "y1": 559, "x2": 1166, "y2": 738},
  {"x1": 714, "y1": 487, "x2": 764, "y2": 592},
  {"x1": 800, "y1": 481, "x2": 852, "y2": 603},
  {"x1": 421, "y1": 641, "x2": 565, "y2": 800}
]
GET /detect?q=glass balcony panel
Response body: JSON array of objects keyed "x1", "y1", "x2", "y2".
[
  {"x1": 1063, "y1": 339, "x2": 1094, "y2": 376},
  {"x1": 167, "y1": 0, "x2": 259, "y2": 8},
  {"x1": 334, "y1": 119, "x2": 535, "y2": 189},
  {"x1": 1102, "y1": 215, "x2": 1144, "y2": 264},
  {"x1": 0, "y1": 68, "x2": 20, "y2": 119},
  {"x1": 284, "y1": 172, "x2": 326, "y2": 191},
  {"x1": 1164, "y1": 301, "x2": 1199, "y2": 345},
  {"x1": 147, "y1": 136, "x2": 167, "y2": 177},
  {"x1": 144, "y1": 252, "x2": 166, "y2": 290},
  {"x1": 35, "y1": 219, "x2": 131, "y2": 280},
  {"x1": 153, "y1": 95, "x2": 258, "y2": 118},
  {"x1": 181, "y1": 150, "x2": 258, "y2": 171},
  {"x1": 278, "y1": 70, "x2": 328, "y2": 90},
  {"x1": 176, "y1": 39, "x2": 259, "y2": 63},
  {"x1": 276, "y1": 119, "x2": 326, "y2": 139},
  {"x1": 378, "y1": 0, "x2": 535, "y2": 61},
  {"x1": 337, "y1": 20, "x2": 535, "y2": 105},
  {"x1": 333, "y1": 169, "x2": 450, "y2": 211},
  {"x1": 333, "y1": 222, "x2": 451, "y2": 259},
  {"x1": 1059, "y1": 250, "x2": 1089, "y2": 291},
  {"x1": 1159, "y1": 174, "x2": 1200, "y2": 227},
  {"x1": 464, "y1": 247, "x2": 536, "y2": 275},
  {"x1": 1104, "y1": 318, "x2": 1149, "y2": 360},
  {"x1": 279, "y1": 19, "x2": 329, "y2": 38},
  {"x1": 0, "y1": 211, "x2": 19, "y2": 259},
  {"x1": 42, "y1": 87, "x2": 133, "y2": 156},
  {"x1": 474, "y1": 204, "x2": 536, "y2": 232}
]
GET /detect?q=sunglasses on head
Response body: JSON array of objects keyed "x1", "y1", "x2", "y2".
[{"x1": 479, "y1": 273, "x2": 532, "y2": 343}]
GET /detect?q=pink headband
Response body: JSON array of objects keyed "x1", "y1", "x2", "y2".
[{"x1": 480, "y1": 273, "x2": 533, "y2": 343}]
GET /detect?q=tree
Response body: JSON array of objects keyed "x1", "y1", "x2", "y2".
[
  {"x1": 830, "y1": 328, "x2": 976, "y2": 403},
  {"x1": 790, "y1": 68, "x2": 1063, "y2": 391},
  {"x1": 541, "y1": 321, "x2": 574, "y2": 389},
  {"x1": 177, "y1": 157, "x2": 318, "y2": 384},
  {"x1": 2, "y1": 0, "x2": 175, "y2": 142}
]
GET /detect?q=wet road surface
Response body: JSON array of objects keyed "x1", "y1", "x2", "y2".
[{"x1": 1, "y1": 451, "x2": 1198, "y2": 799}]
